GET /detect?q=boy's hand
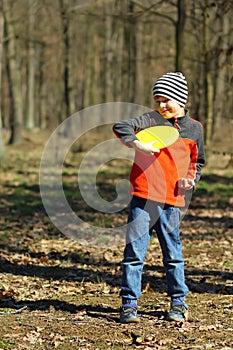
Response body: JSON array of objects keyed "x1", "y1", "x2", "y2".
[
  {"x1": 177, "y1": 178, "x2": 195, "y2": 190},
  {"x1": 128, "y1": 140, "x2": 160, "y2": 156}
]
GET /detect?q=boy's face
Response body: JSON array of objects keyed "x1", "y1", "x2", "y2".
[{"x1": 154, "y1": 96, "x2": 185, "y2": 119}]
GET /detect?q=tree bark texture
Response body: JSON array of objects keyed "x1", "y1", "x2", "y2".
[
  {"x1": 3, "y1": 0, "x2": 23, "y2": 144},
  {"x1": 0, "y1": 3, "x2": 4, "y2": 158},
  {"x1": 26, "y1": 0, "x2": 37, "y2": 129},
  {"x1": 175, "y1": 0, "x2": 186, "y2": 71}
]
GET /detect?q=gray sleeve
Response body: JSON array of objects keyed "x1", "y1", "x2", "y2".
[{"x1": 112, "y1": 111, "x2": 169, "y2": 146}]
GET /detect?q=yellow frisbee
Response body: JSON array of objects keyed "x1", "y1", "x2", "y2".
[{"x1": 136, "y1": 125, "x2": 179, "y2": 149}]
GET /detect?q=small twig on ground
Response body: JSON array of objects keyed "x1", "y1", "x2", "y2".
[{"x1": 0, "y1": 305, "x2": 27, "y2": 316}]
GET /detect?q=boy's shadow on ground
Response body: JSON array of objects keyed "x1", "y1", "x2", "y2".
[{"x1": 0, "y1": 297, "x2": 166, "y2": 323}]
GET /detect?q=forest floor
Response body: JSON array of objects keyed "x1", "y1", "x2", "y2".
[{"x1": 0, "y1": 129, "x2": 232, "y2": 350}]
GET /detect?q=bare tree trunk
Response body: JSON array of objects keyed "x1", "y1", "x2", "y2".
[
  {"x1": 115, "y1": 5, "x2": 124, "y2": 102},
  {"x1": 82, "y1": 28, "x2": 93, "y2": 108},
  {"x1": 0, "y1": 2, "x2": 4, "y2": 159},
  {"x1": 92, "y1": 32, "x2": 100, "y2": 105},
  {"x1": 203, "y1": 0, "x2": 214, "y2": 148},
  {"x1": 104, "y1": 2, "x2": 114, "y2": 102},
  {"x1": 214, "y1": 8, "x2": 229, "y2": 129},
  {"x1": 35, "y1": 42, "x2": 47, "y2": 129},
  {"x1": 175, "y1": 0, "x2": 186, "y2": 71},
  {"x1": 82, "y1": 21, "x2": 100, "y2": 108},
  {"x1": 26, "y1": 0, "x2": 37, "y2": 129},
  {"x1": 126, "y1": 2, "x2": 136, "y2": 103},
  {"x1": 59, "y1": 0, "x2": 70, "y2": 119},
  {"x1": 3, "y1": 0, "x2": 23, "y2": 144},
  {"x1": 134, "y1": 18, "x2": 144, "y2": 104}
]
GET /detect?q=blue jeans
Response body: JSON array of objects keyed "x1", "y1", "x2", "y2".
[{"x1": 121, "y1": 196, "x2": 189, "y2": 303}]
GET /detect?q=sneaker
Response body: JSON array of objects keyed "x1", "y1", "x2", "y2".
[
  {"x1": 120, "y1": 303, "x2": 140, "y2": 323},
  {"x1": 167, "y1": 299, "x2": 188, "y2": 322}
]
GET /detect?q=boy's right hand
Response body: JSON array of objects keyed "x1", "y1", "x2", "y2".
[{"x1": 128, "y1": 140, "x2": 160, "y2": 156}]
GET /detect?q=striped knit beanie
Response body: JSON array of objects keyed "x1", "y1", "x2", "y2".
[{"x1": 152, "y1": 72, "x2": 188, "y2": 107}]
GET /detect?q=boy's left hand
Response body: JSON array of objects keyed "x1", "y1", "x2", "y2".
[{"x1": 177, "y1": 178, "x2": 195, "y2": 190}]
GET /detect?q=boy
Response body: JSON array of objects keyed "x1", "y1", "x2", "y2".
[{"x1": 113, "y1": 72, "x2": 206, "y2": 322}]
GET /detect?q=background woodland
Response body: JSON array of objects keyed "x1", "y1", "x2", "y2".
[
  {"x1": 0, "y1": 2, "x2": 233, "y2": 348},
  {"x1": 0, "y1": 0, "x2": 232, "y2": 155}
]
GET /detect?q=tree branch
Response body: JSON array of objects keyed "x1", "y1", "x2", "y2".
[{"x1": 130, "y1": 0, "x2": 176, "y2": 25}]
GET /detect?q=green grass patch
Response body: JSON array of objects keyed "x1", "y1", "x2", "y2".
[
  {"x1": 0, "y1": 339, "x2": 16, "y2": 349},
  {"x1": 195, "y1": 172, "x2": 233, "y2": 207}
]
